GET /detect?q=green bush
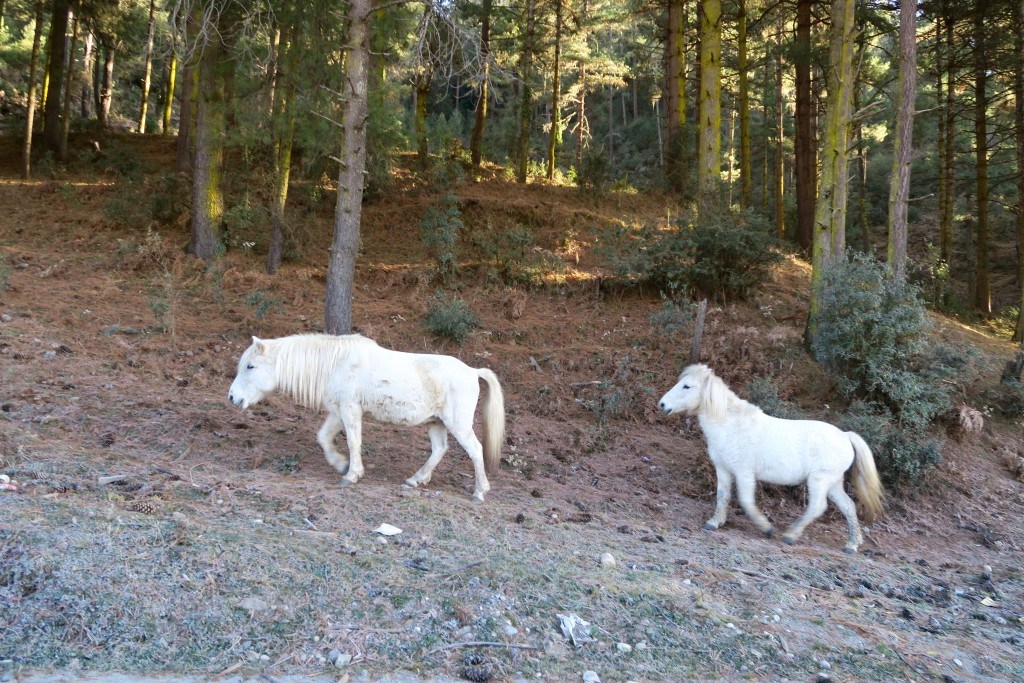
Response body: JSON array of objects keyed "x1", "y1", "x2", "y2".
[
  {"x1": 744, "y1": 376, "x2": 801, "y2": 420},
  {"x1": 575, "y1": 148, "x2": 610, "y2": 192},
  {"x1": 600, "y1": 210, "x2": 781, "y2": 299},
  {"x1": 423, "y1": 291, "x2": 478, "y2": 343},
  {"x1": 420, "y1": 193, "x2": 464, "y2": 282},
  {"x1": 840, "y1": 402, "x2": 943, "y2": 487}
]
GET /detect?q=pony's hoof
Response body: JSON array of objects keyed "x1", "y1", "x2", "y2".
[
  {"x1": 782, "y1": 535, "x2": 796, "y2": 545},
  {"x1": 472, "y1": 492, "x2": 486, "y2": 503},
  {"x1": 703, "y1": 522, "x2": 718, "y2": 531},
  {"x1": 843, "y1": 546, "x2": 857, "y2": 555},
  {"x1": 339, "y1": 478, "x2": 356, "y2": 487},
  {"x1": 403, "y1": 478, "x2": 418, "y2": 488},
  {"x1": 763, "y1": 528, "x2": 775, "y2": 539}
]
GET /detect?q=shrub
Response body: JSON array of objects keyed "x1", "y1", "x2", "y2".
[
  {"x1": 744, "y1": 376, "x2": 801, "y2": 420},
  {"x1": 423, "y1": 291, "x2": 478, "y2": 343},
  {"x1": 420, "y1": 194, "x2": 464, "y2": 282},
  {"x1": 575, "y1": 148, "x2": 610, "y2": 192},
  {"x1": 840, "y1": 402, "x2": 943, "y2": 487},
  {"x1": 600, "y1": 209, "x2": 781, "y2": 299}
]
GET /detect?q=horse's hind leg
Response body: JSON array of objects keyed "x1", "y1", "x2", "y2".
[
  {"x1": 827, "y1": 483, "x2": 862, "y2": 554},
  {"x1": 338, "y1": 408, "x2": 365, "y2": 485},
  {"x1": 735, "y1": 474, "x2": 774, "y2": 538},
  {"x1": 782, "y1": 476, "x2": 829, "y2": 545},
  {"x1": 317, "y1": 413, "x2": 349, "y2": 475},
  {"x1": 705, "y1": 466, "x2": 734, "y2": 530},
  {"x1": 450, "y1": 427, "x2": 490, "y2": 502},
  {"x1": 406, "y1": 422, "x2": 448, "y2": 488}
]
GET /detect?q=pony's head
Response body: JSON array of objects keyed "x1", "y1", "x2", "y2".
[
  {"x1": 228, "y1": 337, "x2": 278, "y2": 409},
  {"x1": 658, "y1": 364, "x2": 729, "y2": 420}
]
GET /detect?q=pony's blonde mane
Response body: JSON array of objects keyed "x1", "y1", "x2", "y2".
[
  {"x1": 684, "y1": 364, "x2": 762, "y2": 421},
  {"x1": 272, "y1": 334, "x2": 375, "y2": 408}
]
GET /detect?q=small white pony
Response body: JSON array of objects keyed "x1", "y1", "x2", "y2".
[
  {"x1": 658, "y1": 364, "x2": 883, "y2": 553},
  {"x1": 228, "y1": 334, "x2": 505, "y2": 501}
]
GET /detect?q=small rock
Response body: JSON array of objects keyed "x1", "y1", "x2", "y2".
[
  {"x1": 237, "y1": 597, "x2": 270, "y2": 614},
  {"x1": 820, "y1": 660, "x2": 831, "y2": 670},
  {"x1": 502, "y1": 624, "x2": 519, "y2": 637},
  {"x1": 376, "y1": 536, "x2": 388, "y2": 545},
  {"x1": 600, "y1": 552, "x2": 616, "y2": 569},
  {"x1": 582, "y1": 671, "x2": 601, "y2": 683},
  {"x1": 0, "y1": 314, "x2": 11, "y2": 323},
  {"x1": 327, "y1": 649, "x2": 342, "y2": 665},
  {"x1": 616, "y1": 642, "x2": 632, "y2": 654},
  {"x1": 42, "y1": 351, "x2": 56, "y2": 358},
  {"x1": 334, "y1": 652, "x2": 352, "y2": 668}
]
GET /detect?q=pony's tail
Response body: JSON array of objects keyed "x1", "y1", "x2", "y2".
[
  {"x1": 478, "y1": 368, "x2": 506, "y2": 475},
  {"x1": 848, "y1": 431, "x2": 884, "y2": 524}
]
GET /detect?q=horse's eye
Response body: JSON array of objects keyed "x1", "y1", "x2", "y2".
[
  {"x1": 246, "y1": 364, "x2": 255, "y2": 370},
  {"x1": 682, "y1": 384, "x2": 690, "y2": 390}
]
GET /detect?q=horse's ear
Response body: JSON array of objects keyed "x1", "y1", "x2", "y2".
[
  {"x1": 702, "y1": 373, "x2": 728, "y2": 420},
  {"x1": 252, "y1": 337, "x2": 266, "y2": 354}
]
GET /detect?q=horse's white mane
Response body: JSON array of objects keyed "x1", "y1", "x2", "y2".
[
  {"x1": 270, "y1": 334, "x2": 376, "y2": 408},
  {"x1": 685, "y1": 364, "x2": 762, "y2": 420}
]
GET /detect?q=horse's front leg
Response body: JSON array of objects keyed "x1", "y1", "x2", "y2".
[
  {"x1": 317, "y1": 413, "x2": 349, "y2": 475},
  {"x1": 782, "y1": 477, "x2": 829, "y2": 547},
  {"x1": 406, "y1": 422, "x2": 448, "y2": 488},
  {"x1": 735, "y1": 474, "x2": 774, "y2": 538},
  {"x1": 705, "y1": 465, "x2": 734, "y2": 530},
  {"x1": 339, "y1": 408, "x2": 365, "y2": 485}
]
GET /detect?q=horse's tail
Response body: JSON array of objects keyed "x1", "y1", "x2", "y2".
[
  {"x1": 848, "y1": 431, "x2": 884, "y2": 524},
  {"x1": 477, "y1": 368, "x2": 505, "y2": 475}
]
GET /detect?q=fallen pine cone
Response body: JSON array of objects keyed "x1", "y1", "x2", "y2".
[{"x1": 124, "y1": 500, "x2": 158, "y2": 514}]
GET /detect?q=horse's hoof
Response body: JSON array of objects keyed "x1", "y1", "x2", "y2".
[
  {"x1": 339, "y1": 479, "x2": 355, "y2": 487},
  {"x1": 763, "y1": 528, "x2": 775, "y2": 539},
  {"x1": 403, "y1": 479, "x2": 418, "y2": 488},
  {"x1": 703, "y1": 523, "x2": 718, "y2": 531},
  {"x1": 472, "y1": 492, "x2": 485, "y2": 503},
  {"x1": 843, "y1": 547, "x2": 857, "y2": 555},
  {"x1": 782, "y1": 535, "x2": 796, "y2": 545}
]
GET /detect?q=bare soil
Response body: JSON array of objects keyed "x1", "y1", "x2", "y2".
[{"x1": 1, "y1": 135, "x2": 1023, "y2": 683}]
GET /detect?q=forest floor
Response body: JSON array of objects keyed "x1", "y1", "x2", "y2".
[{"x1": 1, "y1": 134, "x2": 1024, "y2": 683}]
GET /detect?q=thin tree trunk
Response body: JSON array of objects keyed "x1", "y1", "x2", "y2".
[
  {"x1": 974, "y1": 5, "x2": 991, "y2": 313},
  {"x1": 698, "y1": 0, "x2": 722, "y2": 220},
  {"x1": 794, "y1": 0, "x2": 814, "y2": 252},
  {"x1": 935, "y1": 14, "x2": 946, "y2": 263},
  {"x1": 0, "y1": 0, "x2": 6, "y2": 35},
  {"x1": 1015, "y1": 0, "x2": 1024, "y2": 341},
  {"x1": 59, "y1": 7, "x2": 78, "y2": 164},
  {"x1": 886, "y1": 0, "x2": 916, "y2": 280},
  {"x1": 415, "y1": 75, "x2": 430, "y2": 164},
  {"x1": 43, "y1": 0, "x2": 70, "y2": 153},
  {"x1": 324, "y1": 0, "x2": 371, "y2": 334},
  {"x1": 576, "y1": 61, "x2": 586, "y2": 166},
  {"x1": 267, "y1": 24, "x2": 281, "y2": 118},
  {"x1": 22, "y1": 0, "x2": 46, "y2": 179},
  {"x1": 97, "y1": 43, "x2": 114, "y2": 128},
  {"x1": 665, "y1": 0, "x2": 687, "y2": 192},
  {"x1": 80, "y1": 31, "x2": 93, "y2": 119},
  {"x1": 138, "y1": 0, "x2": 156, "y2": 134},
  {"x1": 267, "y1": 18, "x2": 300, "y2": 275},
  {"x1": 176, "y1": 62, "x2": 197, "y2": 173},
  {"x1": 774, "y1": 19, "x2": 784, "y2": 239},
  {"x1": 942, "y1": 1, "x2": 955, "y2": 266},
  {"x1": 162, "y1": 42, "x2": 177, "y2": 134},
  {"x1": 808, "y1": 0, "x2": 856, "y2": 346},
  {"x1": 470, "y1": 0, "x2": 492, "y2": 168},
  {"x1": 515, "y1": 0, "x2": 537, "y2": 183},
  {"x1": 188, "y1": 35, "x2": 227, "y2": 260},
  {"x1": 727, "y1": 107, "x2": 736, "y2": 207},
  {"x1": 855, "y1": 57, "x2": 869, "y2": 254},
  {"x1": 546, "y1": 0, "x2": 563, "y2": 180},
  {"x1": 737, "y1": 0, "x2": 750, "y2": 209}
]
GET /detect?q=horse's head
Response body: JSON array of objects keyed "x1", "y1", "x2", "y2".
[
  {"x1": 228, "y1": 337, "x2": 277, "y2": 409},
  {"x1": 658, "y1": 364, "x2": 727, "y2": 420}
]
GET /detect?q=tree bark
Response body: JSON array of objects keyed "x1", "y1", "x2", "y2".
[
  {"x1": 470, "y1": 0, "x2": 492, "y2": 168},
  {"x1": 80, "y1": 31, "x2": 93, "y2": 119},
  {"x1": 138, "y1": 0, "x2": 156, "y2": 134},
  {"x1": 175, "y1": 62, "x2": 197, "y2": 173},
  {"x1": 697, "y1": 0, "x2": 722, "y2": 220},
  {"x1": 546, "y1": 0, "x2": 563, "y2": 180},
  {"x1": 737, "y1": 0, "x2": 750, "y2": 209},
  {"x1": 774, "y1": 19, "x2": 784, "y2": 239},
  {"x1": 794, "y1": 0, "x2": 814, "y2": 252},
  {"x1": 188, "y1": 34, "x2": 227, "y2": 260},
  {"x1": 665, "y1": 0, "x2": 687, "y2": 192},
  {"x1": 808, "y1": 0, "x2": 856, "y2": 346},
  {"x1": 43, "y1": 0, "x2": 70, "y2": 154},
  {"x1": 267, "y1": 18, "x2": 300, "y2": 275},
  {"x1": 59, "y1": 7, "x2": 78, "y2": 164},
  {"x1": 324, "y1": 0, "x2": 371, "y2": 334},
  {"x1": 97, "y1": 42, "x2": 114, "y2": 128},
  {"x1": 973, "y1": 4, "x2": 991, "y2": 314},
  {"x1": 515, "y1": 0, "x2": 537, "y2": 184},
  {"x1": 942, "y1": 0, "x2": 955, "y2": 266},
  {"x1": 22, "y1": 0, "x2": 46, "y2": 179},
  {"x1": 935, "y1": 13, "x2": 947, "y2": 263},
  {"x1": 886, "y1": 0, "x2": 916, "y2": 280},
  {"x1": 1015, "y1": 0, "x2": 1024, "y2": 341},
  {"x1": 162, "y1": 41, "x2": 177, "y2": 135}
]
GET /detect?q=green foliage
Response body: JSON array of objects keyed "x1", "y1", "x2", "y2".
[
  {"x1": 428, "y1": 138, "x2": 469, "y2": 189},
  {"x1": 245, "y1": 291, "x2": 283, "y2": 320},
  {"x1": 420, "y1": 193, "x2": 464, "y2": 282},
  {"x1": 649, "y1": 286, "x2": 694, "y2": 336},
  {"x1": 744, "y1": 376, "x2": 801, "y2": 420},
  {"x1": 0, "y1": 253, "x2": 10, "y2": 292},
  {"x1": 423, "y1": 291, "x2": 478, "y2": 343},
  {"x1": 840, "y1": 402, "x2": 943, "y2": 487},
  {"x1": 574, "y1": 148, "x2": 610, "y2": 193},
  {"x1": 224, "y1": 193, "x2": 268, "y2": 247},
  {"x1": 600, "y1": 210, "x2": 781, "y2": 299}
]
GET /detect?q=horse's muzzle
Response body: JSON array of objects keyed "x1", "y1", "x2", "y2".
[
  {"x1": 659, "y1": 401, "x2": 672, "y2": 415},
  {"x1": 228, "y1": 392, "x2": 246, "y2": 409}
]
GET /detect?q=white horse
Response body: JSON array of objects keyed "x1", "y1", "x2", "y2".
[
  {"x1": 658, "y1": 364, "x2": 883, "y2": 553},
  {"x1": 228, "y1": 334, "x2": 505, "y2": 501}
]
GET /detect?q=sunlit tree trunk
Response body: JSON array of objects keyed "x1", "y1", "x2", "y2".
[
  {"x1": 138, "y1": 0, "x2": 156, "y2": 134},
  {"x1": 43, "y1": 0, "x2": 70, "y2": 153},
  {"x1": 22, "y1": 0, "x2": 45, "y2": 179},
  {"x1": 886, "y1": 0, "x2": 916, "y2": 280},
  {"x1": 80, "y1": 30, "x2": 93, "y2": 119},
  {"x1": 808, "y1": 0, "x2": 856, "y2": 346},
  {"x1": 665, "y1": 0, "x2": 687, "y2": 192},
  {"x1": 1015, "y1": 0, "x2": 1024, "y2": 341},
  {"x1": 794, "y1": 0, "x2": 814, "y2": 252},
  {"x1": 58, "y1": 7, "x2": 79, "y2": 164},
  {"x1": 267, "y1": 18, "x2": 300, "y2": 275},
  {"x1": 546, "y1": 0, "x2": 563, "y2": 180},
  {"x1": 515, "y1": 0, "x2": 537, "y2": 183},
  {"x1": 162, "y1": 41, "x2": 177, "y2": 134},
  {"x1": 97, "y1": 41, "x2": 114, "y2": 128},
  {"x1": 737, "y1": 0, "x2": 750, "y2": 209},
  {"x1": 188, "y1": 34, "x2": 227, "y2": 260},
  {"x1": 324, "y1": 0, "x2": 371, "y2": 334},
  {"x1": 470, "y1": 0, "x2": 492, "y2": 168},
  {"x1": 697, "y1": 0, "x2": 721, "y2": 220},
  {"x1": 973, "y1": 4, "x2": 991, "y2": 314}
]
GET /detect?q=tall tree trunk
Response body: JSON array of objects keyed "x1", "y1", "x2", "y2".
[
  {"x1": 808, "y1": 0, "x2": 857, "y2": 346},
  {"x1": 886, "y1": 0, "x2": 916, "y2": 280},
  {"x1": 175, "y1": 62, "x2": 197, "y2": 173},
  {"x1": 761, "y1": 50, "x2": 770, "y2": 213},
  {"x1": 697, "y1": 0, "x2": 722, "y2": 220},
  {"x1": 855, "y1": 82, "x2": 870, "y2": 254},
  {"x1": 80, "y1": 31, "x2": 94, "y2": 119},
  {"x1": 774, "y1": 19, "x2": 784, "y2": 239},
  {"x1": 97, "y1": 43, "x2": 114, "y2": 128},
  {"x1": 267, "y1": 19, "x2": 300, "y2": 275},
  {"x1": 470, "y1": 0, "x2": 492, "y2": 168},
  {"x1": 737, "y1": 0, "x2": 751, "y2": 209},
  {"x1": 188, "y1": 35, "x2": 227, "y2": 260},
  {"x1": 935, "y1": 14, "x2": 946, "y2": 262},
  {"x1": 546, "y1": 0, "x2": 563, "y2": 180},
  {"x1": 415, "y1": 74, "x2": 430, "y2": 164},
  {"x1": 22, "y1": 0, "x2": 46, "y2": 180},
  {"x1": 1015, "y1": 0, "x2": 1024, "y2": 341},
  {"x1": 138, "y1": 0, "x2": 156, "y2": 134},
  {"x1": 974, "y1": 4, "x2": 991, "y2": 313},
  {"x1": 162, "y1": 42, "x2": 177, "y2": 134},
  {"x1": 665, "y1": 0, "x2": 687, "y2": 192},
  {"x1": 43, "y1": 0, "x2": 70, "y2": 154},
  {"x1": 266, "y1": 24, "x2": 280, "y2": 118},
  {"x1": 941, "y1": 1, "x2": 955, "y2": 266},
  {"x1": 324, "y1": 0, "x2": 371, "y2": 334},
  {"x1": 727, "y1": 107, "x2": 736, "y2": 207},
  {"x1": 0, "y1": 0, "x2": 6, "y2": 35},
  {"x1": 515, "y1": 0, "x2": 537, "y2": 183},
  {"x1": 794, "y1": 0, "x2": 814, "y2": 252},
  {"x1": 59, "y1": 7, "x2": 78, "y2": 164}
]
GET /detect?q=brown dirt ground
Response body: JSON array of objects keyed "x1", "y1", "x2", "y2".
[{"x1": 1, "y1": 134, "x2": 1023, "y2": 683}]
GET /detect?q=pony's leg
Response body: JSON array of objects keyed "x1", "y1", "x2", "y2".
[
  {"x1": 735, "y1": 474, "x2": 774, "y2": 538},
  {"x1": 781, "y1": 477, "x2": 829, "y2": 545},
  {"x1": 449, "y1": 427, "x2": 490, "y2": 502},
  {"x1": 406, "y1": 422, "x2": 448, "y2": 488},
  {"x1": 338, "y1": 409, "x2": 365, "y2": 485},
  {"x1": 317, "y1": 413, "x2": 349, "y2": 475},
  {"x1": 827, "y1": 483, "x2": 862, "y2": 554},
  {"x1": 704, "y1": 466, "x2": 734, "y2": 530}
]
